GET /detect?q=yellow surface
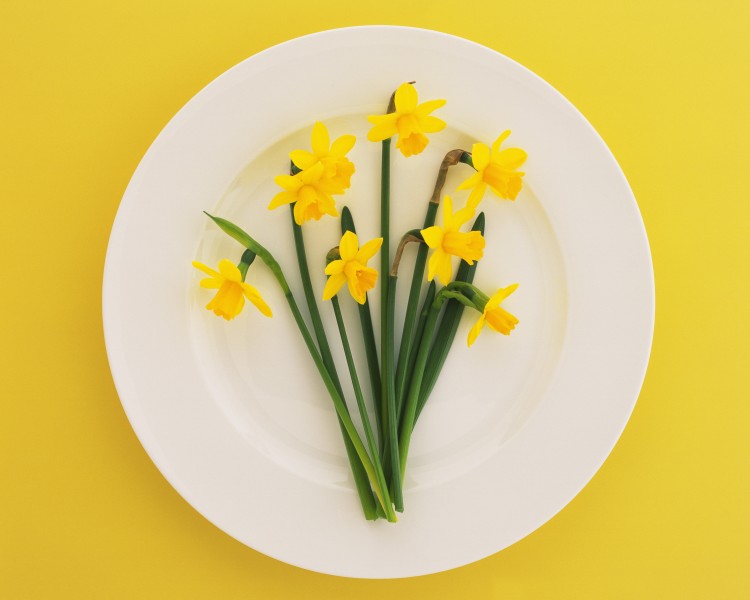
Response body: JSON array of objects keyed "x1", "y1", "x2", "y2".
[{"x1": 2, "y1": 1, "x2": 749, "y2": 597}]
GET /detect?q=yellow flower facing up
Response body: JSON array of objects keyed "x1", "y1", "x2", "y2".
[
  {"x1": 322, "y1": 231, "x2": 383, "y2": 305},
  {"x1": 420, "y1": 195, "x2": 486, "y2": 285},
  {"x1": 367, "y1": 82, "x2": 446, "y2": 157},
  {"x1": 458, "y1": 130, "x2": 528, "y2": 209},
  {"x1": 467, "y1": 284, "x2": 519, "y2": 347},
  {"x1": 290, "y1": 121, "x2": 356, "y2": 191},
  {"x1": 193, "y1": 259, "x2": 272, "y2": 321},
  {"x1": 268, "y1": 162, "x2": 340, "y2": 226}
]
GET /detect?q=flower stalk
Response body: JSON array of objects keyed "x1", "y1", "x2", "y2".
[{"x1": 205, "y1": 213, "x2": 391, "y2": 518}]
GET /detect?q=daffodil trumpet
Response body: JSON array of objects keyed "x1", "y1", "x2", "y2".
[
  {"x1": 394, "y1": 149, "x2": 472, "y2": 414},
  {"x1": 205, "y1": 213, "x2": 396, "y2": 519}
]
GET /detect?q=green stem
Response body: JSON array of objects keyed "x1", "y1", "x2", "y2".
[
  {"x1": 206, "y1": 213, "x2": 379, "y2": 519},
  {"x1": 394, "y1": 149, "x2": 470, "y2": 415},
  {"x1": 383, "y1": 274, "x2": 403, "y2": 511},
  {"x1": 398, "y1": 299, "x2": 443, "y2": 483},
  {"x1": 416, "y1": 212, "x2": 485, "y2": 423},
  {"x1": 400, "y1": 280, "x2": 436, "y2": 425},
  {"x1": 331, "y1": 297, "x2": 397, "y2": 522},
  {"x1": 340, "y1": 207, "x2": 382, "y2": 444}
]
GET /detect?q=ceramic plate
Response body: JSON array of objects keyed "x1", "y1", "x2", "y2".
[{"x1": 103, "y1": 26, "x2": 654, "y2": 578}]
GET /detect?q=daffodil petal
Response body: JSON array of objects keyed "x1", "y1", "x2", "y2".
[
  {"x1": 395, "y1": 82, "x2": 418, "y2": 113},
  {"x1": 242, "y1": 284, "x2": 273, "y2": 317},
  {"x1": 497, "y1": 147, "x2": 528, "y2": 170},
  {"x1": 311, "y1": 122, "x2": 330, "y2": 156},
  {"x1": 492, "y1": 130, "x2": 512, "y2": 153},
  {"x1": 367, "y1": 117, "x2": 399, "y2": 142},
  {"x1": 274, "y1": 174, "x2": 299, "y2": 190},
  {"x1": 289, "y1": 150, "x2": 317, "y2": 170},
  {"x1": 417, "y1": 115, "x2": 446, "y2": 133},
  {"x1": 467, "y1": 314, "x2": 486, "y2": 347},
  {"x1": 347, "y1": 276, "x2": 366, "y2": 305},
  {"x1": 436, "y1": 252, "x2": 453, "y2": 285},
  {"x1": 297, "y1": 161, "x2": 324, "y2": 184},
  {"x1": 330, "y1": 134, "x2": 356, "y2": 157},
  {"x1": 199, "y1": 277, "x2": 223, "y2": 289},
  {"x1": 339, "y1": 230, "x2": 359, "y2": 261},
  {"x1": 325, "y1": 259, "x2": 344, "y2": 276},
  {"x1": 322, "y1": 272, "x2": 347, "y2": 300},
  {"x1": 466, "y1": 184, "x2": 487, "y2": 210},
  {"x1": 471, "y1": 143, "x2": 490, "y2": 171},
  {"x1": 420, "y1": 226, "x2": 443, "y2": 249},
  {"x1": 414, "y1": 98, "x2": 446, "y2": 116},
  {"x1": 218, "y1": 259, "x2": 242, "y2": 282},
  {"x1": 456, "y1": 171, "x2": 483, "y2": 192},
  {"x1": 355, "y1": 237, "x2": 383, "y2": 263},
  {"x1": 268, "y1": 190, "x2": 297, "y2": 210},
  {"x1": 192, "y1": 261, "x2": 221, "y2": 278}
]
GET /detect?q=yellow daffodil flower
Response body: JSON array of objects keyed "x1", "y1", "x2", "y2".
[
  {"x1": 420, "y1": 195, "x2": 486, "y2": 285},
  {"x1": 290, "y1": 121, "x2": 356, "y2": 191},
  {"x1": 467, "y1": 284, "x2": 519, "y2": 346},
  {"x1": 322, "y1": 231, "x2": 383, "y2": 304},
  {"x1": 192, "y1": 259, "x2": 272, "y2": 321},
  {"x1": 268, "y1": 162, "x2": 340, "y2": 225},
  {"x1": 367, "y1": 82, "x2": 446, "y2": 157},
  {"x1": 458, "y1": 130, "x2": 528, "y2": 209}
]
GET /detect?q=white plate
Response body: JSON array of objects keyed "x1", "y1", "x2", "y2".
[{"x1": 103, "y1": 26, "x2": 654, "y2": 578}]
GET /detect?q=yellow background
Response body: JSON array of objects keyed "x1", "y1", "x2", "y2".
[{"x1": 2, "y1": 0, "x2": 748, "y2": 597}]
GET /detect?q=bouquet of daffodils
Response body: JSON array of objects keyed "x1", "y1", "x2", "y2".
[{"x1": 193, "y1": 83, "x2": 526, "y2": 522}]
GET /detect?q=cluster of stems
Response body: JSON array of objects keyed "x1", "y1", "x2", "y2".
[{"x1": 204, "y1": 100, "x2": 483, "y2": 519}]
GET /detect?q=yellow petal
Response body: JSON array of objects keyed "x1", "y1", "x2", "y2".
[
  {"x1": 242, "y1": 283, "x2": 273, "y2": 317},
  {"x1": 497, "y1": 147, "x2": 528, "y2": 170},
  {"x1": 347, "y1": 274, "x2": 367, "y2": 304},
  {"x1": 456, "y1": 171, "x2": 483, "y2": 192},
  {"x1": 199, "y1": 277, "x2": 223, "y2": 289},
  {"x1": 467, "y1": 314, "x2": 486, "y2": 347},
  {"x1": 289, "y1": 149, "x2": 317, "y2": 170},
  {"x1": 268, "y1": 190, "x2": 297, "y2": 210},
  {"x1": 339, "y1": 230, "x2": 359, "y2": 261},
  {"x1": 330, "y1": 134, "x2": 356, "y2": 157},
  {"x1": 471, "y1": 143, "x2": 490, "y2": 171},
  {"x1": 311, "y1": 121, "x2": 330, "y2": 156},
  {"x1": 435, "y1": 252, "x2": 453, "y2": 285},
  {"x1": 420, "y1": 225, "x2": 443, "y2": 249},
  {"x1": 218, "y1": 259, "x2": 242, "y2": 282},
  {"x1": 492, "y1": 130, "x2": 512, "y2": 153},
  {"x1": 192, "y1": 261, "x2": 221, "y2": 279},
  {"x1": 297, "y1": 161, "x2": 325, "y2": 184},
  {"x1": 395, "y1": 82, "x2": 418, "y2": 113},
  {"x1": 322, "y1": 272, "x2": 347, "y2": 300},
  {"x1": 414, "y1": 98, "x2": 446, "y2": 116},
  {"x1": 325, "y1": 259, "x2": 344, "y2": 276},
  {"x1": 275, "y1": 173, "x2": 301, "y2": 191},
  {"x1": 466, "y1": 183, "x2": 487, "y2": 211},
  {"x1": 355, "y1": 237, "x2": 383, "y2": 264},
  {"x1": 367, "y1": 115, "x2": 399, "y2": 142},
  {"x1": 417, "y1": 115, "x2": 446, "y2": 133},
  {"x1": 486, "y1": 283, "x2": 519, "y2": 310},
  {"x1": 442, "y1": 195, "x2": 455, "y2": 228}
]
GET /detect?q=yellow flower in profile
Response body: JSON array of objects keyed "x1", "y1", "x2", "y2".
[
  {"x1": 458, "y1": 131, "x2": 528, "y2": 209},
  {"x1": 290, "y1": 121, "x2": 356, "y2": 191},
  {"x1": 467, "y1": 284, "x2": 519, "y2": 347},
  {"x1": 420, "y1": 196, "x2": 485, "y2": 285},
  {"x1": 322, "y1": 231, "x2": 383, "y2": 304},
  {"x1": 192, "y1": 259, "x2": 272, "y2": 321},
  {"x1": 268, "y1": 162, "x2": 339, "y2": 225},
  {"x1": 367, "y1": 82, "x2": 446, "y2": 157}
]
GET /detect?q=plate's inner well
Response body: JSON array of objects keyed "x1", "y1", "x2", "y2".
[{"x1": 190, "y1": 113, "x2": 567, "y2": 492}]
